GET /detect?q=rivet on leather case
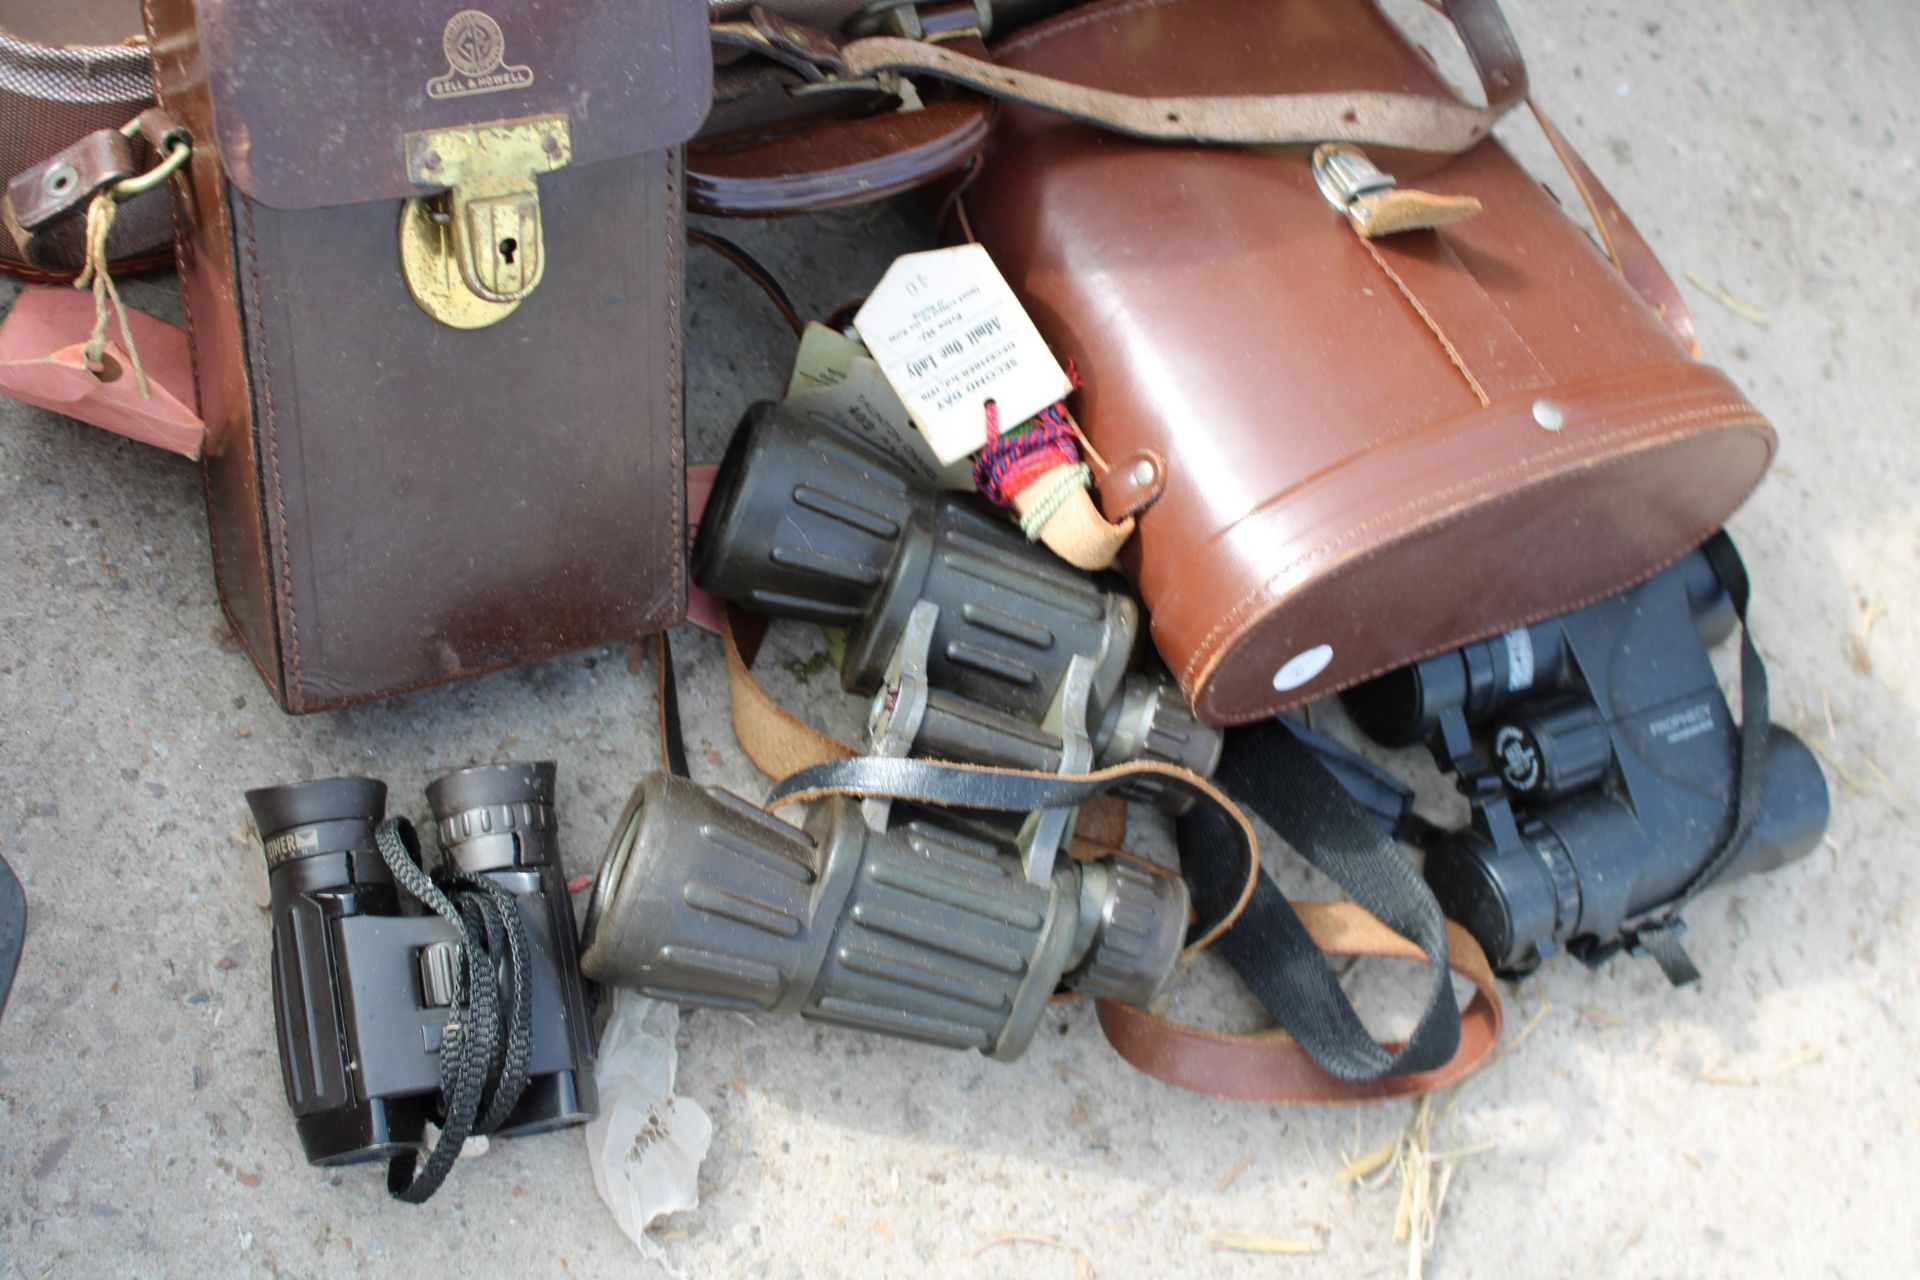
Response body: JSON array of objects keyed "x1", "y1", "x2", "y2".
[{"x1": 398, "y1": 114, "x2": 572, "y2": 329}]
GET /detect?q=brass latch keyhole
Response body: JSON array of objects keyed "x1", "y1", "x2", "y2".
[{"x1": 397, "y1": 114, "x2": 572, "y2": 330}]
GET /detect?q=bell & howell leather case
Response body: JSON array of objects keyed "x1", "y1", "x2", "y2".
[{"x1": 142, "y1": 0, "x2": 710, "y2": 711}]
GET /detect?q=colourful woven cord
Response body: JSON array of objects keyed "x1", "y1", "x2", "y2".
[{"x1": 974, "y1": 400, "x2": 1081, "y2": 506}]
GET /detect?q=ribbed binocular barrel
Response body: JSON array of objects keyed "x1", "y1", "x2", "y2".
[
  {"x1": 691, "y1": 402, "x2": 1222, "y2": 788},
  {"x1": 579, "y1": 773, "x2": 1188, "y2": 1061}
]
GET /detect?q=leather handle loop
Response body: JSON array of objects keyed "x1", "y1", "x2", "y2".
[
  {"x1": 838, "y1": 34, "x2": 1507, "y2": 150},
  {"x1": 1096, "y1": 908, "x2": 1503, "y2": 1104},
  {"x1": 1527, "y1": 101, "x2": 1700, "y2": 356},
  {"x1": 1406, "y1": 0, "x2": 1698, "y2": 351},
  {"x1": 720, "y1": 605, "x2": 855, "y2": 778},
  {"x1": 714, "y1": 0, "x2": 1527, "y2": 154}
]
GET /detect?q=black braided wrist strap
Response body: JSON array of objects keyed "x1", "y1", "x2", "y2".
[{"x1": 374, "y1": 818, "x2": 535, "y2": 1203}]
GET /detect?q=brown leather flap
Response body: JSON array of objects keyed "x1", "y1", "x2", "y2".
[{"x1": 190, "y1": 0, "x2": 713, "y2": 209}]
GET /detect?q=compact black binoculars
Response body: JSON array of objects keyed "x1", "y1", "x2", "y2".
[
  {"x1": 245, "y1": 762, "x2": 596, "y2": 1170},
  {"x1": 1343, "y1": 543, "x2": 1829, "y2": 976}
]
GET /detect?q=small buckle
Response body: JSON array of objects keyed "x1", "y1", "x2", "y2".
[{"x1": 1312, "y1": 143, "x2": 1396, "y2": 214}]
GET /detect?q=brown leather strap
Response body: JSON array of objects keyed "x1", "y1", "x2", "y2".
[
  {"x1": 3, "y1": 117, "x2": 178, "y2": 278},
  {"x1": 1, "y1": 127, "x2": 176, "y2": 276},
  {"x1": 4, "y1": 129, "x2": 136, "y2": 256},
  {"x1": 1097, "y1": 907, "x2": 1503, "y2": 1103},
  {"x1": 1348, "y1": 186, "x2": 1483, "y2": 239},
  {"x1": 0, "y1": 24, "x2": 168, "y2": 280},
  {"x1": 688, "y1": 229, "x2": 807, "y2": 337},
  {"x1": 1528, "y1": 101, "x2": 1700, "y2": 356},
  {"x1": 838, "y1": 34, "x2": 1507, "y2": 149},
  {"x1": 1360, "y1": 225, "x2": 1552, "y2": 406},
  {"x1": 1404, "y1": 0, "x2": 1698, "y2": 353},
  {"x1": 716, "y1": 0, "x2": 1527, "y2": 153},
  {"x1": 720, "y1": 606, "x2": 853, "y2": 777}
]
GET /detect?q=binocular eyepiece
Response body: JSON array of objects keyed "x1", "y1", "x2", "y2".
[
  {"x1": 579, "y1": 773, "x2": 1188, "y2": 1061},
  {"x1": 247, "y1": 762, "x2": 596, "y2": 1172}
]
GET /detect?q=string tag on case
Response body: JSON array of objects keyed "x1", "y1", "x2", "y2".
[{"x1": 852, "y1": 243, "x2": 1070, "y2": 466}]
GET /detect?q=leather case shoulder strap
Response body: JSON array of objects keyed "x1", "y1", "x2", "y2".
[
  {"x1": 1528, "y1": 100, "x2": 1699, "y2": 355},
  {"x1": 716, "y1": 0, "x2": 1528, "y2": 152},
  {"x1": 1098, "y1": 907, "x2": 1502, "y2": 1104}
]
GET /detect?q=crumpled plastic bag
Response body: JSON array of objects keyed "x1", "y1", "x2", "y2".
[{"x1": 583, "y1": 989, "x2": 714, "y2": 1269}]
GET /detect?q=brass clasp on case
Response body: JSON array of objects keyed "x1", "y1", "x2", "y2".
[{"x1": 398, "y1": 114, "x2": 572, "y2": 330}]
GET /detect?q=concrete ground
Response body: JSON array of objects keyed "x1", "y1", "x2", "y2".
[{"x1": 3, "y1": 0, "x2": 1917, "y2": 1275}]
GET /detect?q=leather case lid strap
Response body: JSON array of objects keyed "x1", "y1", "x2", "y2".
[
  {"x1": 0, "y1": 2, "x2": 170, "y2": 276},
  {"x1": 192, "y1": 0, "x2": 715, "y2": 209},
  {"x1": 716, "y1": 0, "x2": 1526, "y2": 152}
]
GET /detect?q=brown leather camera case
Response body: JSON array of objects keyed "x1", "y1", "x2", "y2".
[
  {"x1": 968, "y1": 0, "x2": 1776, "y2": 725},
  {"x1": 143, "y1": 0, "x2": 709, "y2": 711}
]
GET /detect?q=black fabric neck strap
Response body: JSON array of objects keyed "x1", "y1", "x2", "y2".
[
  {"x1": 1579, "y1": 530, "x2": 1769, "y2": 985},
  {"x1": 655, "y1": 632, "x2": 690, "y2": 780},
  {"x1": 1179, "y1": 719, "x2": 1461, "y2": 1082}
]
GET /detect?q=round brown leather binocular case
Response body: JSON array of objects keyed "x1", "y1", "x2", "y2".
[{"x1": 965, "y1": 0, "x2": 1775, "y2": 725}]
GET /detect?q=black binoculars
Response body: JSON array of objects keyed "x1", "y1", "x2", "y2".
[
  {"x1": 245, "y1": 762, "x2": 596, "y2": 1177},
  {"x1": 1342, "y1": 543, "x2": 1829, "y2": 976}
]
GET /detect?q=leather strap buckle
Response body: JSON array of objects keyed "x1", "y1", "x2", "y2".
[
  {"x1": 1312, "y1": 141, "x2": 1483, "y2": 239},
  {"x1": 113, "y1": 115, "x2": 192, "y2": 200},
  {"x1": 0, "y1": 114, "x2": 187, "y2": 268},
  {"x1": 1312, "y1": 143, "x2": 1397, "y2": 213}
]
